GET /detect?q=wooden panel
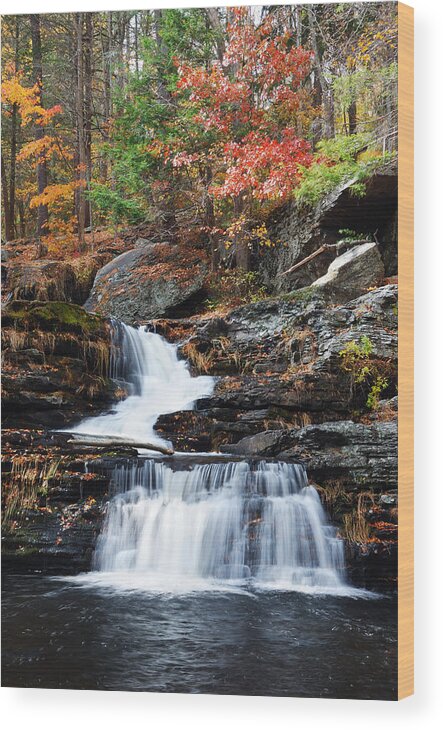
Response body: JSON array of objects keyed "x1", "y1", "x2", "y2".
[{"x1": 398, "y1": 1, "x2": 414, "y2": 701}]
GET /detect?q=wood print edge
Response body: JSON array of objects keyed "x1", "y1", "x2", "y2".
[{"x1": 397, "y1": 0, "x2": 414, "y2": 701}]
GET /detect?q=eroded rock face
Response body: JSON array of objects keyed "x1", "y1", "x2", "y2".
[
  {"x1": 85, "y1": 242, "x2": 209, "y2": 323},
  {"x1": 156, "y1": 284, "x2": 398, "y2": 450},
  {"x1": 3, "y1": 256, "x2": 109, "y2": 306},
  {"x1": 1, "y1": 301, "x2": 118, "y2": 428},
  {"x1": 260, "y1": 162, "x2": 398, "y2": 292},
  {"x1": 222, "y1": 420, "x2": 398, "y2": 491}
]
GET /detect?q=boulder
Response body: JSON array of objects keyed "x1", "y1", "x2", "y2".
[
  {"x1": 84, "y1": 241, "x2": 208, "y2": 323},
  {"x1": 260, "y1": 162, "x2": 398, "y2": 291},
  {"x1": 305, "y1": 242, "x2": 384, "y2": 304}
]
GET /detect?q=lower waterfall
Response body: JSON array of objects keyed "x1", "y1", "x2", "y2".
[
  {"x1": 73, "y1": 321, "x2": 353, "y2": 595},
  {"x1": 87, "y1": 458, "x2": 350, "y2": 594}
]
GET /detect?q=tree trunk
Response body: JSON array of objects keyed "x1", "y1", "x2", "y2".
[
  {"x1": 295, "y1": 6, "x2": 302, "y2": 46},
  {"x1": 134, "y1": 13, "x2": 140, "y2": 76},
  {"x1": 66, "y1": 433, "x2": 174, "y2": 455},
  {"x1": 18, "y1": 200, "x2": 26, "y2": 238},
  {"x1": 153, "y1": 9, "x2": 177, "y2": 237},
  {"x1": 206, "y1": 7, "x2": 226, "y2": 63},
  {"x1": 84, "y1": 13, "x2": 93, "y2": 230},
  {"x1": 30, "y1": 14, "x2": 49, "y2": 237},
  {"x1": 348, "y1": 100, "x2": 357, "y2": 135},
  {"x1": 307, "y1": 7, "x2": 335, "y2": 140},
  {"x1": 8, "y1": 17, "x2": 21, "y2": 239},
  {"x1": 202, "y1": 166, "x2": 219, "y2": 271},
  {"x1": 99, "y1": 12, "x2": 112, "y2": 183},
  {"x1": 233, "y1": 196, "x2": 249, "y2": 271},
  {"x1": 1, "y1": 154, "x2": 12, "y2": 240},
  {"x1": 75, "y1": 12, "x2": 86, "y2": 250},
  {"x1": 153, "y1": 9, "x2": 172, "y2": 105}
]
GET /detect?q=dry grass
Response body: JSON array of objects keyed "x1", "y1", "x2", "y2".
[
  {"x1": 2, "y1": 327, "x2": 57, "y2": 357},
  {"x1": 340, "y1": 492, "x2": 376, "y2": 544},
  {"x1": 2, "y1": 324, "x2": 110, "y2": 379},
  {"x1": 76, "y1": 374, "x2": 108, "y2": 399},
  {"x1": 82, "y1": 339, "x2": 110, "y2": 377},
  {"x1": 2, "y1": 455, "x2": 64, "y2": 523},
  {"x1": 181, "y1": 342, "x2": 214, "y2": 374}
]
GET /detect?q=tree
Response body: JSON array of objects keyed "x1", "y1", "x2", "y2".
[
  {"x1": 75, "y1": 12, "x2": 86, "y2": 249},
  {"x1": 84, "y1": 12, "x2": 93, "y2": 230},
  {"x1": 30, "y1": 14, "x2": 49, "y2": 236},
  {"x1": 172, "y1": 7, "x2": 314, "y2": 268}
]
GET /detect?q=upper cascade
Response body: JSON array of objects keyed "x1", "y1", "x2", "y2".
[{"x1": 73, "y1": 321, "x2": 214, "y2": 449}]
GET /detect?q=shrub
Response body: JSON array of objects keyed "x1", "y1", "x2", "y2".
[
  {"x1": 294, "y1": 133, "x2": 396, "y2": 207},
  {"x1": 339, "y1": 336, "x2": 392, "y2": 410},
  {"x1": 205, "y1": 269, "x2": 268, "y2": 310}
]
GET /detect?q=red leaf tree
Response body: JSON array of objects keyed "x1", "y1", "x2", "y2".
[{"x1": 170, "y1": 7, "x2": 314, "y2": 267}]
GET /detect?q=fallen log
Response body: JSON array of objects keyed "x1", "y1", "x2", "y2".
[
  {"x1": 279, "y1": 244, "x2": 329, "y2": 277},
  {"x1": 66, "y1": 433, "x2": 174, "y2": 455},
  {"x1": 279, "y1": 240, "x2": 373, "y2": 277}
]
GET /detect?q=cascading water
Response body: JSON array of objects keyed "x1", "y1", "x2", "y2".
[
  {"x1": 74, "y1": 321, "x2": 352, "y2": 595},
  {"x1": 73, "y1": 321, "x2": 214, "y2": 449},
  {"x1": 86, "y1": 458, "x2": 349, "y2": 594}
]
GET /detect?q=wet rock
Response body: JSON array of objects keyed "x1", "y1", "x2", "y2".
[
  {"x1": 85, "y1": 242, "x2": 209, "y2": 323},
  {"x1": 224, "y1": 420, "x2": 398, "y2": 492},
  {"x1": 155, "y1": 284, "x2": 397, "y2": 451},
  {"x1": 345, "y1": 541, "x2": 398, "y2": 592},
  {"x1": 1, "y1": 507, "x2": 103, "y2": 574}
]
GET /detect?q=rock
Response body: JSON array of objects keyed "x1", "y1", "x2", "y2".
[
  {"x1": 224, "y1": 420, "x2": 398, "y2": 492},
  {"x1": 160, "y1": 284, "x2": 398, "y2": 451},
  {"x1": 3, "y1": 255, "x2": 109, "y2": 306},
  {"x1": 220, "y1": 429, "x2": 291, "y2": 457},
  {"x1": 85, "y1": 242, "x2": 209, "y2": 323},
  {"x1": 1, "y1": 301, "x2": 118, "y2": 429},
  {"x1": 304, "y1": 242, "x2": 384, "y2": 304},
  {"x1": 345, "y1": 541, "x2": 398, "y2": 592},
  {"x1": 260, "y1": 162, "x2": 398, "y2": 291}
]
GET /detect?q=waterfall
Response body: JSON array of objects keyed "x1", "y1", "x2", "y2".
[
  {"x1": 89, "y1": 458, "x2": 349, "y2": 594},
  {"x1": 72, "y1": 320, "x2": 352, "y2": 595},
  {"x1": 73, "y1": 321, "x2": 214, "y2": 449}
]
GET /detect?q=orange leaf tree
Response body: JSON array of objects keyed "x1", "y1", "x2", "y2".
[{"x1": 2, "y1": 69, "x2": 77, "y2": 237}]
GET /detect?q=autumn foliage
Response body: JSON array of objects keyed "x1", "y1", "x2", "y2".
[
  {"x1": 2, "y1": 68, "x2": 79, "y2": 237},
  {"x1": 165, "y1": 7, "x2": 314, "y2": 248},
  {"x1": 1, "y1": 6, "x2": 398, "y2": 264}
]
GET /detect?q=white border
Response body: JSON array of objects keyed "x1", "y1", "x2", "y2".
[{"x1": 1, "y1": 1, "x2": 443, "y2": 727}]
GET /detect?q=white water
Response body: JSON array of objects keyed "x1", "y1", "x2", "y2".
[
  {"x1": 72, "y1": 321, "x2": 360, "y2": 596},
  {"x1": 74, "y1": 322, "x2": 214, "y2": 449},
  {"x1": 83, "y1": 459, "x2": 356, "y2": 595}
]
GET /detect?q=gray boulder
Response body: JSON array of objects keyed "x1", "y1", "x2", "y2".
[
  {"x1": 307, "y1": 242, "x2": 384, "y2": 304},
  {"x1": 84, "y1": 242, "x2": 208, "y2": 324}
]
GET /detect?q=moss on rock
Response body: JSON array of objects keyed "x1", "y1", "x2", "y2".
[{"x1": 2, "y1": 300, "x2": 106, "y2": 336}]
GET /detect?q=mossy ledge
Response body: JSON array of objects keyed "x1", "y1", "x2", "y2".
[
  {"x1": 1, "y1": 301, "x2": 117, "y2": 429},
  {"x1": 2, "y1": 300, "x2": 106, "y2": 336}
]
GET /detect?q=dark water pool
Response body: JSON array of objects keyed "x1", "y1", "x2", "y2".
[{"x1": 1, "y1": 574, "x2": 397, "y2": 699}]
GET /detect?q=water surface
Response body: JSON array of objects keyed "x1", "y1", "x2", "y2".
[{"x1": 2, "y1": 574, "x2": 397, "y2": 699}]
